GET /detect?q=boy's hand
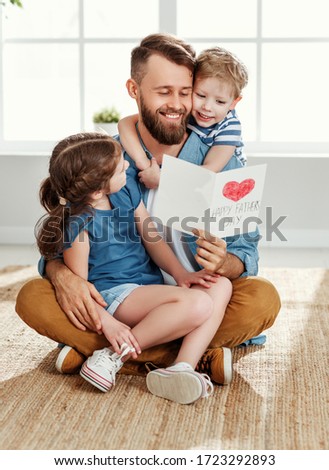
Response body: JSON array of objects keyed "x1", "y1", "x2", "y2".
[
  {"x1": 138, "y1": 157, "x2": 160, "y2": 189},
  {"x1": 175, "y1": 269, "x2": 220, "y2": 289}
]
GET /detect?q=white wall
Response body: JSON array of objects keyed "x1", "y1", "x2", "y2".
[
  {"x1": 0, "y1": 154, "x2": 48, "y2": 244},
  {"x1": 248, "y1": 155, "x2": 329, "y2": 247},
  {"x1": 1, "y1": 153, "x2": 328, "y2": 248}
]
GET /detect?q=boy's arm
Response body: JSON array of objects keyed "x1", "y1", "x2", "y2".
[
  {"x1": 118, "y1": 114, "x2": 150, "y2": 170},
  {"x1": 202, "y1": 145, "x2": 236, "y2": 173}
]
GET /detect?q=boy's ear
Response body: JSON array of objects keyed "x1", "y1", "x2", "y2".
[
  {"x1": 229, "y1": 95, "x2": 242, "y2": 110},
  {"x1": 126, "y1": 78, "x2": 138, "y2": 99}
]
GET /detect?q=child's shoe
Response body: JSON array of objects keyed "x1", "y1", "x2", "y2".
[
  {"x1": 146, "y1": 362, "x2": 213, "y2": 405},
  {"x1": 80, "y1": 344, "x2": 134, "y2": 392}
]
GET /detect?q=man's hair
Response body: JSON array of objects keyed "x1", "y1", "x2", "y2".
[
  {"x1": 195, "y1": 47, "x2": 248, "y2": 98},
  {"x1": 131, "y1": 33, "x2": 196, "y2": 84}
]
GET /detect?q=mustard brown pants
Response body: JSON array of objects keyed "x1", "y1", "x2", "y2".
[{"x1": 15, "y1": 276, "x2": 281, "y2": 376}]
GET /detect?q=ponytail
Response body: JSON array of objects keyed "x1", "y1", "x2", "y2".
[{"x1": 35, "y1": 177, "x2": 71, "y2": 259}]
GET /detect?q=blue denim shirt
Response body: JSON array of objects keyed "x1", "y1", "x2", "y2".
[
  {"x1": 39, "y1": 131, "x2": 259, "y2": 277},
  {"x1": 123, "y1": 130, "x2": 259, "y2": 278}
]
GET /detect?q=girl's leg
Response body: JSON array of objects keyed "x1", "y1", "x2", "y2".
[
  {"x1": 174, "y1": 277, "x2": 232, "y2": 368},
  {"x1": 79, "y1": 285, "x2": 214, "y2": 395},
  {"x1": 145, "y1": 277, "x2": 232, "y2": 404},
  {"x1": 113, "y1": 285, "x2": 213, "y2": 351}
]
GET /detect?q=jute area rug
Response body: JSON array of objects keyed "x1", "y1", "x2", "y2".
[{"x1": 0, "y1": 265, "x2": 328, "y2": 450}]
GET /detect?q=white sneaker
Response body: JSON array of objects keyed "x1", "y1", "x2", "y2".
[
  {"x1": 146, "y1": 362, "x2": 214, "y2": 405},
  {"x1": 80, "y1": 344, "x2": 134, "y2": 392}
]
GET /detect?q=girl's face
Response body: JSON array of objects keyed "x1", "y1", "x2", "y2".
[
  {"x1": 191, "y1": 76, "x2": 241, "y2": 128},
  {"x1": 107, "y1": 155, "x2": 129, "y2": 194}
]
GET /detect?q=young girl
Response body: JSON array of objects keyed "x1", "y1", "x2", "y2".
[
  {"x1": 118, "y1": 46, "x2": 248, "y2": 188},
  {"x1": 36, "y1": 132, "x2": 232, "y2": 405}
]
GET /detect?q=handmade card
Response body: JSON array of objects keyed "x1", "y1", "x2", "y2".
[{"x1": 153, "y1": 155, "x2": 267, "y2": 238}]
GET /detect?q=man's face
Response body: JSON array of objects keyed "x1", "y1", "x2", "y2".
[{"x1": 137, "y1": 55, "x2": 193, "y2": 145}]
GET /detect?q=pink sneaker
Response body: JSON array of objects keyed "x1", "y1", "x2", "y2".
[
  {"x1": 80, "y1": 344, "x2": 134, "y2": 392},
  {"x1": 146, "y1": 362, "x2": 214, "y2": 404}
]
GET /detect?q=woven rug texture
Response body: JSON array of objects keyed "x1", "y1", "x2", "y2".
[{"x1": 0, "y1": 265, "x2": 328, "y2": 450}]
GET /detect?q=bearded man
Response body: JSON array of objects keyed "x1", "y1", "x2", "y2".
[{"x1": 16, "y1": 34, "x2": 280, "y2": 384}]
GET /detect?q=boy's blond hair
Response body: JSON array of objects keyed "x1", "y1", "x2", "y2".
[{"x1": 195, "y1": 47, "x2": 248, "y2": 99}]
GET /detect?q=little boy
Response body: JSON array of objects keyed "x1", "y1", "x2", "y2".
[{"x1": 118, "y1": 46, "x2": 248, "y2": 188}]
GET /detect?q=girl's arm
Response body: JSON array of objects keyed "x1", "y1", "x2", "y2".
[
  {"x1": 118, "y1": 114, "x2": 150, "y2": 170},
  {"x1": 134, "y1": 202, "x2": 219, "y2": 288},
  {"x1": 62, "y1": 230, "x2": 105, "y2": 331},
  {"x1": 63, "y1": 230, "x2": 90, "y2": 280},
  {"x1": 202, "y1": 145, "x2": 236, "y2": 173},
  {"x1": 64, "y1": 230, "x2": 141, "y2": 354}
]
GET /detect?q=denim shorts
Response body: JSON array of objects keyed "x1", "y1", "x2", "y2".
[{"x1": 100, "y1": 283, "x2": 140, "y2": 315}]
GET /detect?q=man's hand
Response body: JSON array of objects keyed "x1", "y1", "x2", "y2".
[
  {"x1": 193, "y1": 229, "x2": 227, "y2": 273},
  {"x1": 138, "y1": 157, "x2": 160, "y2": 189},
  {"x1": 193, "y1": 229, "x2": 244, "y2": 280},
  {"x1": 46, "y1": 260, "x2": 106, "y2": 332}
]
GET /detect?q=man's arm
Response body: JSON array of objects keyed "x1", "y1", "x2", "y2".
[
  {"x1": 45, "y1": 258, "x2": 105, "y2": 331},
  {"x1": 193, "y1": 230, "x2": 244, "y2": 280}
]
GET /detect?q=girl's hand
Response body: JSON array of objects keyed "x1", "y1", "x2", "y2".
[
  {"x1": 138, "y1": 157, "x2": 160, "y2": 189},
  {"x1": 101, "y1": 314, "x2": 141, "y2": 359},
  {"x1": 175, "y1": 269, "x2": 220, "y2": 289}
]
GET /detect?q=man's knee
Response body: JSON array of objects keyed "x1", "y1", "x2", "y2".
[
  {"x1": 210, "y1": 276, "x2": 281, "y2": 348},
  {"x1": 15, "y1": 278, "x2": 56, "y2": 326}
]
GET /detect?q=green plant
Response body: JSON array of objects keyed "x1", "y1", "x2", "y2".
[
  {"x1": 1, "y1": 0, "x2": 23, "y2": 7},
  {"x1": 93, "y1": 107, "x2": 120, "y2": 124}
]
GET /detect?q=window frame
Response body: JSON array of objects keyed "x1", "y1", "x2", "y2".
[{"x1": 0, "y1": 0, "x2": 328, "y2": 155}]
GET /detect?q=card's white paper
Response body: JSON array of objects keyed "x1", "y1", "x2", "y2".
[{"x1": 153, "y1": 155, "x2": 267, "y2": 238}]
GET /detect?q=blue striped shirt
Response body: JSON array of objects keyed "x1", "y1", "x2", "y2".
[{"x1": 187, "y1": 110, "x2": 246, "y2": 165}]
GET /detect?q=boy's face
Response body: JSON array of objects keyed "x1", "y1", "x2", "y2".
[{"x1": 192, "y1": 76, "x2": 241, "y2": 128}]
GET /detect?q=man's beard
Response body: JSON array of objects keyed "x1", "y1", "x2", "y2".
[{"x1": 140, "y1": 93, "x2": 190, "y2": 145}]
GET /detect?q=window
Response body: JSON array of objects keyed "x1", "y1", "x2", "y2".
[{"x1": 1, "y1": 0, "x2": 328, "y2": 154}]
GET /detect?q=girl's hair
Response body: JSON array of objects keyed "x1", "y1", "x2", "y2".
[
  {"x1": 131, "y1": 33, "x2": 196, "y2": 85},
  {"x1": 195, "y1": 47, "x2": 248, "y2": 99},
  {"x1": 35, "y1": 132, "x2": 122, "y2": 259}
]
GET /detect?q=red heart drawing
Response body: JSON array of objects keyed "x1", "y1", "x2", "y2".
[{"x1": 222, "y1": 179, "x2": 255, "y2": 202}]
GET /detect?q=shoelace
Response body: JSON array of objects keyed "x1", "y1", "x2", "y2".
[
  {"x1": 199, "y1": 373, "x2": 214, "y2": 398},
  {"x1": 93, "y1": 344, "x2": 135, "y2": 383}
]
